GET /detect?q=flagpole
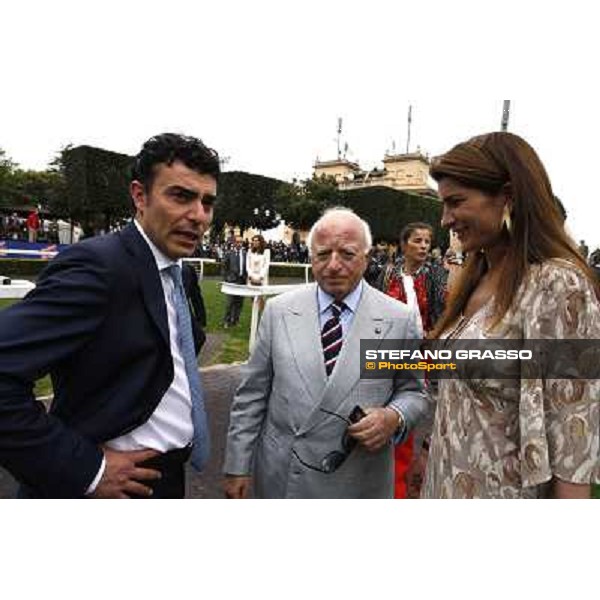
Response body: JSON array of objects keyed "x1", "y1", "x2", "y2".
[{"x1": 501, "y1": 100, "x2": 511, "y2": 131}]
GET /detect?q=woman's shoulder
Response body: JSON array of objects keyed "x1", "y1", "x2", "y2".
[
  {"x1": 526, "y1": 258, "x2": 593, "y2": 294},
  {"x1": 518, "y1": 258, "x2": 600, "y2": 338}
]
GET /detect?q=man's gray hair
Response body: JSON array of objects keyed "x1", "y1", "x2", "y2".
[{"x1": 306, "y1": 207, "x2": 372, "y2": 255}]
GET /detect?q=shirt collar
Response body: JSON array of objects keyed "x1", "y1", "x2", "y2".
[
  {"x1": 133, "y1": 219, "x2": 181, "y2": 272},
  {"x1": 317, "y1": 279, "x2": 363, "y2": 316}
]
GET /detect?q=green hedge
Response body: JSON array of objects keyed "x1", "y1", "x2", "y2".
[
  {"x1": 1, "y1": 258, "x2": 312, "y2": 280},
  {"x1": 342, "y1": 186, "x2": 448, "y2": 248},
  {"x1": 0, "y1": 259, "x2": 48, "y2": 277}
]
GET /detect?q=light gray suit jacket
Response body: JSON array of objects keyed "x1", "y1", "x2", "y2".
[{"x1": 224, "y1": 282, "x2": 427, "y2": 498}]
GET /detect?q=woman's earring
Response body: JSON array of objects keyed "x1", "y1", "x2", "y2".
[{"x1": 502, "y1": 206, "x2": 512, "y2": 234}]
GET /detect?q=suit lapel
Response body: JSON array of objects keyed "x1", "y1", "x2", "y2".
[
  {"x1": 119, "y1": 223, "x2": 170, "y2": 347},
  {"x1": 282, "y1": 285, "x2": 327, "y2": 404},
  {"x1": 298, "y1": 284, "x2": 393, "y2": 435}
]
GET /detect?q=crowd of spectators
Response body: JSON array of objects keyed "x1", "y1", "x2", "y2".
[
  {"x1": 4, "y1": 210, "x2": 598, "y2": 279},
  {"x1": 193, "y1": 238, "x2": 310, "y2": 264},
  {"x1": 0, "y1": 212, "x2": 83, "y2": 245}
]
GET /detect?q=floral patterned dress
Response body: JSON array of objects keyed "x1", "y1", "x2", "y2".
[{"x1": 422, "y1": 260, "x2": 600, "y2": 498}]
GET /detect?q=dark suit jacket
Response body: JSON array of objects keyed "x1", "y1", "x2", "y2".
[
  {"x1": 0, "y1": 223, "x2": 201, "y2": 498},
  {"x1": 222, "y1": 247, "x2": 247, "y2": 283}
]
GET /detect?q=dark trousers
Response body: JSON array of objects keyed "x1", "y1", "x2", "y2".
[
  {"x1": 223, "y1": 294, "x2": 244, "y2": 325},
  {"x1": 17, "y1": 446, "x2": 192, "y2": 499},
  {"x1": 132, "y1": 446, "x2": 192, "y2": 499}
]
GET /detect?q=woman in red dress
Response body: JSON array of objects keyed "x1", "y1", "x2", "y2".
[{"x1": 377, "y1": 222, "x2": 448, "y2": 498}]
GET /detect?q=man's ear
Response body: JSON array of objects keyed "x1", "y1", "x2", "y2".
[{"x1": 130, "y1": 180, "x2": 147, "y2": 216}]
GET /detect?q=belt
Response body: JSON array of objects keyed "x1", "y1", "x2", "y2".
[
  {"x1": 135, "y1": 445, "x2": 192, "y2": 499},
  {"x1": 140, "y1": 445, "x2": 193, "y2": 470}
]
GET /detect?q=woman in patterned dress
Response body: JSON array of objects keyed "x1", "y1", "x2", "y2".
[
  {"x1": 422, "y1": 131, "x2": 600, "y2": 499},
  {"x1": 378, "y1": 223, "x2": 448, "y2": 498}
]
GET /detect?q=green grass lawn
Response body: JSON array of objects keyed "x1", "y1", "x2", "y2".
[{"x1": 202, "y1": 279, "x2": 252, "y2": 365}]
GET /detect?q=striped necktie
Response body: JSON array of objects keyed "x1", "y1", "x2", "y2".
[
  {"x1": 321, "y1": 302, "x2": 346, "y2": 376},
  {"x1": 166, "y1": 265, "x2": 210, "y2": 471}
]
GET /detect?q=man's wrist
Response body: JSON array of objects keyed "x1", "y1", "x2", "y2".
[{"x1": 386, "y1": 405, "x2": 408, "y2": 443}]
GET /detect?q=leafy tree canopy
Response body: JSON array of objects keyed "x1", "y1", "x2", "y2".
[
  {"x1": 274, "y1": 175, "x2": 341, "y2": 230},
  {"x1": 213, "y1": 170, "x2": 284, "y2": 237},
  {"x1": 53, "y1": 145, "x2": 133, "y2": 232}
]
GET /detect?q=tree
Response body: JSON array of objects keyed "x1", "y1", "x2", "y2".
[
  {"x1": 213, "y1": 171, "x2": 284, "y2": 238},
  {"x1": 52, "y1": 145, "x2": 133, "y2": 233},
  {"x1": 275, "y1": 175, "x2": 341, "y2": 230},
  {"x1": 0, "y1": 147, "x2": 19, "y2": 209},
  {"x1": 9, "y1": 168, "x2": 64, "y2": 210}
]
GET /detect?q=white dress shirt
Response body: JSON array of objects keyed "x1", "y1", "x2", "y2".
[
  {"x1": 87, "y1": 220, "x2": 195, "y2": 493},
  {"x1": 316, "y1": 279, "x2": 363, "y2": 336}
]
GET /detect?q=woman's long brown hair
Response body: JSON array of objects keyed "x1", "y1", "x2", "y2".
[{"x1": 429, "y1": 131, "x2": 597, "y2": 337}]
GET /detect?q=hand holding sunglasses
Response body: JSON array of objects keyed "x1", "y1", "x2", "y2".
[{"x1": 347, "y1": 405, "x2": 402, "y2": 452}]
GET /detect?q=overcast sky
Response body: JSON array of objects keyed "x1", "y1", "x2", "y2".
[{"x1": 2, "y1": 1, "x2": 598, "y2": 247}]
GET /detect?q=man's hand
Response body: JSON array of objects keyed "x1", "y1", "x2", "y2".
[
  {"x1": 223, "y1": 474, "x2": 252, "y2": 499},
  {"x1": 90, "y1": 448, "x2": 162, "y2": 499},
  {"x1": 347, "y1": 407, "x2": 400, "y2": 452}
]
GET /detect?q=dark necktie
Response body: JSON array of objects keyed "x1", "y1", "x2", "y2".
[
  {"x1": 321, "y1": 302, "x2": 345, "y2": 376},
  {"x1": 166, "y1": 265, "x2": 210, "y2": 471}
]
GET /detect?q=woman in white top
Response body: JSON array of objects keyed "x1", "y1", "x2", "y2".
[{"x1": 246, "y1": 234, "x2": 270, "y2": 310}]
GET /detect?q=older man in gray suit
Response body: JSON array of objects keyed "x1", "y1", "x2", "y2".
[{"x1": 223, "y1": 208, "x2": 427, "y2": 498}]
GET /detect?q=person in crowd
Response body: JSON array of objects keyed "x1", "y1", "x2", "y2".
[
  {"x1": 246, "y1": 234, "x2": 270, "y2": 285},
  {"x1": 0, "y1": 132, "x2": 218, "y2": 498},
  {"x1": 72, "y1": 221, "x2": 84, "y2": 243},
  {"x1": 364, "y1": 239, "x2": 391, "y2": 287},
  {"x1": 376, "y1": 222, "x2": 448, "y2": 498},
  {"x1": 26, "y1": 209, "x2": 40, "y2": 243},
  {"x1": 57, "y1": 218, "x2": 71, "y2": 244},
  {"x1": 246, "y1": 233, "x2": 270, "y2": 311},
  {"x1": 221, "y1": 236, "x2": 247, "y2": 328},
  {"x1": 578, "y1": 239, "x2": 589, "y2": 260},
  {"x1": 223, "y1": 207, "x2": 427, "y2": 499},
  {"x1": 422, "y1": 131, "x2": 600, "y2": 499},
  {"x1": 8, "y1": 213, "x2": 22, "y2": 240},
  {"x1": 378, "y1": 223, "x2": 447, "y2": 337}
]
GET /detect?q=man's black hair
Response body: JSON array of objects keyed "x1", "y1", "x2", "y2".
[{"x1": 132, "y1": 132, "x2": 220, "y2": 190}]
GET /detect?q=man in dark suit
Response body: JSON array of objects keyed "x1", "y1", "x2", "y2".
[
  {"x1": 221, "y1": 236, "x2": 247, "y2": 327},
  {"x1": 0, "y1": 132, "x2": 220, "y2": 498}
]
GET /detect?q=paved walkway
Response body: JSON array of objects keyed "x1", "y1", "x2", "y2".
[{"x1": 0, "y1": 362, "x2": 243, "y2": 499}]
